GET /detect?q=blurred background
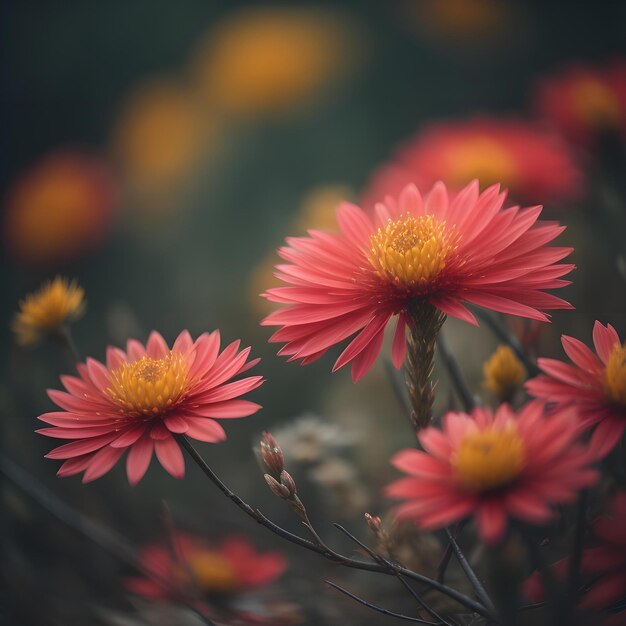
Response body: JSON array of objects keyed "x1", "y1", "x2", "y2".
[{"x1": 2, "y1": 1, "x2": 626, "y2": 624}]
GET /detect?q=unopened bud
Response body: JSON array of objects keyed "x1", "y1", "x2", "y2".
[
  {"x1": 365, "y1": 513, "x2": 382, "y2": 532},
  {"x1": 264, "y1": 474, "x2": 291, "y2": 499},
  {"x1": 260, "y1": 431, "x2": 284, "y2": 478},
  {"x1": 280, "y1": 470, "x2": 297, "y2": 498}
]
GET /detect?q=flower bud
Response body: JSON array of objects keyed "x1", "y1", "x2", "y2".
[
  {"x1": 260, "y1": 431, "x2": 284, "y2": 478},
  {"x1": 279, "y1": 470, "x2": 297, "y2": 498},
  {"x1": 264, "y1": 474, "x2": 291, "y2": 499}
]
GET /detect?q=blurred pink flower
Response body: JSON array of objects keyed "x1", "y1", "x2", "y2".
[
  {"x1": 365, "y1": 118, "x2": 582, "y2": 208},
  {"x1": 386, "y1": 403, "x2": 597, "y2": 544},
  {"x1": 38, "y1": 330, "x2": 263, "y2": 484}
]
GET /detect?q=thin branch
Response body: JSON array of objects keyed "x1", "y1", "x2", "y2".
[
  {"x1": 437, "y1": 522, "x2": 465, "y2": 584},
  {"x1": 177, "y1": 435, "x2": 493, "y2": 619},
  {"x1": 444, "y1": 528, "x2": 496, "y2": 617},
  {"x1": 334, "y1": 523, "x2": 456, "y2": 626},
  {"x1": 57, "y1": 324, "x2": 81, "y2": 365},
  {"x1": 0, "y1": 455, "x2": 215, "y2": 626},
  {"x1": 436, "y1": 332, "x2": 476, "y2": 413},
  {"x1": 563, "y1": 491, "x2": 588, "y2": 623},
  {"x1": 326, "y1": 580, "x2": 439, "y2": 624},
  {"x1": 472, "y1": 309, "x2": 539, "y2": 377}
]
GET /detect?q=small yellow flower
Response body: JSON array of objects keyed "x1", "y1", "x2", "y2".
[
  {"x1": 483, "y1": 345, "x2": 526, "y2": 402},
  {"x1": 12, "y1": 277, "x2": 85, "y2": 346}
]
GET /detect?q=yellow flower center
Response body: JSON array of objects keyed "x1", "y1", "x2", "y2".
[
  {"x1": 482, "y1": 345, "x2": 526, "y2": 401},
  {"x1": 106, "y1": 352, "x2": 188, "y2": 417},
  {"x1": 572, "y1": 79, "x2": 621, "y2": 128},
  {"x1": 369, "y1": 214, "x2": 454, "y2": 288},
  {"x1": 605, "y1": 343, "x2": 626, "y2": 407},
  {"x1": 453, "y1": 425, "x2": 525, "y2": 492},
  {"x1": 184, "y1": 553, "x2": 238, "y2": 593},
  {"x1": 446, "y1": 137, "x2": 519, "y2": 189}
]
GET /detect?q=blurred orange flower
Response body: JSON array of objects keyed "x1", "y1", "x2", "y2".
[
  {"x1": 3, "y1": 151, "x2": 117, "y2": 266},
  {"x1": 111, "y1": 78, "x2": 212, "y2": 205},
  {"x1": 365, "y1": 117, "x2": 582, "y2": 208},
  {"x1": 535, "y1": 59, "x2": 626, "y2": 146},
  {"x1": 190, "y1": 7, "x2": 361, "y2": 117}
]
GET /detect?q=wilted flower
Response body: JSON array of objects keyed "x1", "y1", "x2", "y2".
[
  {"x1": 190, "y1": 7, "x2": 361, "y2": 117},
  {"x1": 527, "y1": 321, "x2": 626, "y2": 460},
  {"x1": 125, "y1": 532, "x2": 286, "y2": 599},
  {"x1": 386, "y1": 403, "x2": 597, "y2": 544},
  {"x1": 38, "y1": 330, "x2": 263, "y2": 484},
  {"x1": 262, "y1": 181, "x2": 573, "y2": 381},
  {"x1": 483, "y1": 345, "x2": 526, "y2": 402},
  {"x1": 3, "y1": 151, "x2": 117, "y2": 266},
  {"x1": 12, "y1": 277, "x2": 85, "y2": 347},
  {"x1": 535, "y1": 59, "x2": 626, "y2": 146},
  {"x1": 365, "y1": 118, "x2": 582, "y2": 208}
]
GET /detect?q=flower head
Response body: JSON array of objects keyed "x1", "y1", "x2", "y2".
[
  {"x1": 365, "y1": 118, "x2": 582, "y2": 208},
  {"x1": 125, "y1": 532, "x2": 285, "y2": 599},
  {"x1": 535, "y1": 59, "x2": 626, "y2": 146},
  {"x1": 12, "y1": 277, "x2": 85, "y2": 347},
  {"x1": 262, "y1": 181, "x2": 573, "y2": 381},
  {"x1": 386, "y1": 403, "x2": 597, "y2": 544},
  {"x1": 38, "y1": 330, "x2": 263, "y2": 484},
  {"x1": 527, "y1": 321, "x2": 626, "y2": 460},
  {"x1": 3, "y1": 151, "x2": 117, "y2": 266},
  {"x1": 483, "y1": 345, "x2": 526, "y2": 402}
]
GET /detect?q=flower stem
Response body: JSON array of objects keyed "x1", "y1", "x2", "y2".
[{"x1": 404, "y1": 304, "x2": 446, "y2": 431}]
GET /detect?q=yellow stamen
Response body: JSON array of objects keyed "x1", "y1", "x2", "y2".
[
  {"x1": 453, "y1": 425, "x2": 524, "y2": 492},
  {"x1": 184, "y1": 553, "x2": 238, "y2": 592},
  {"x1": 606, "y1": 343, "x2": 626, "y2": 406},
  {"x1": 369, "y1": 214, "x2": 454, "y2": 288},
  {"x1": 483, "y1": 345, "x2": 526, "y2": 402},
  {"x1": 12, "y1": 276, "x2": 85, "y2": 346},
  {"x1": 106, "y1": 352, "x2": 188, "y2": 417},
  {"x1": 572, "y1": 79, "x2": 621, "y2": 127}
]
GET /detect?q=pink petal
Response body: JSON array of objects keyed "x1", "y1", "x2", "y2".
[
  {"x1": 163, "y1": 415, "x2": 189, "y2": 434},
  {"x1": 126, "y1": 436, "x2": 154, "y2": 485},
  {"x1": 82, "y1": 446, "x2": 125, "y2": 483},
  {"x1": 154, "y1": 436, "x2": 185, "y2": 479},
  {"x1": 183, "y1": 418, "x2": 227, "y2": 443},
  {"x1": 475, "y1": 501, "x2": 508, "y2": 545},
  {"x1": 592, "y1": 321, "x2": 620, "y2": 364},
  {"x1": 391, "y1": 314, "x2": 407, "y2": 368}
]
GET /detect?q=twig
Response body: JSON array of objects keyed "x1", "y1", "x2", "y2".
[
  {"x1": 326, "y1": 580, "x2": 439, "y2": 624},
  {"x1": 333, "y1": 523, "x2": 456, "y2": 626},
  {"x1": 436, "y1": 333, "x2": 476, "y2": 413},
  {"x1": 437, "y1": 522, "x2": 465, "y2": 584},
  {"x1": 177, "y1": 435, "x2": 492, "y2": 619},
  {"x1": 444, "y1": 528, "x2": 496, "y2": 617},
  {"x1": 0, "y1": 455, "x2": 215, "y2": 626},
  {"x1": 472, "y1": 309, "x2": 539, "y2": 377}
]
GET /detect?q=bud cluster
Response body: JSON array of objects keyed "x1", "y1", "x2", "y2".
[{"x1": 260, "y1": 432, "x2": 298, "y2": 502}]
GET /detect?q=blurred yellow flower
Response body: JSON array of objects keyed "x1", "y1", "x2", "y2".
[
  {"x1": 12, "y1": 277, "x2": 85, "y2": 346},
  {"x1": 3, "y1": 151, "x2": 117, "y2": 266},
  {"x1": 111, "y1": 78, "x2": 212, "y2": 204},
  {"x1": 250, "y1": 184, "x2": 353, "y2": 314},
  {"x1": 482, "y1": 345, "x2": 526, "y2": 402},
  {"x1": 190, "y1": 7, "x2": 361, "y2": 116}
]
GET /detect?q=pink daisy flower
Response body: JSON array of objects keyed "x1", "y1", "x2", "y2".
[
  {"x1": 527, "y1": 321, "x2": 626, "y2": 460},
  {"x1": 261, "y1": 181, "x2": 573, "y2": 381},
  {"x1": 37, "y1": 330, "x2": 263, "y2": 484},
  {"x1": 386, "y1": 403, "x2": 598, "y2": 544},
  {"x1": 364, "y1": 117, "x2": 582, "y2": 208},
  {"x1": 125, "y1": 532, "x2": 286, "y2": 599}
]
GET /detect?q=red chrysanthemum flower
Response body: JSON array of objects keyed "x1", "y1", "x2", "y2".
[
  {"x1": 535, "y1": 59, "x2": 626, "y2": 146},
  {"x1": 524, "y1": 492, "x2": 626, "y2": 625},
  {"x1": 261, "y1": 181, "x2": 573, "y2": 381},
  {"x1": 38, "y1": 330, "x2": 263, "y2": 484},
  {"x1": 386, "y1": 403, "x2": 598, "y2": 544},
  {"x1": 125, "y1": 532, "x2": 286, "y2": 599},
  {"x1": 364, "y1": 118, "x2": 582, "y2": 208},
  {"x1": 527, "y1": 321, "x2": 626, "y2": 460}
]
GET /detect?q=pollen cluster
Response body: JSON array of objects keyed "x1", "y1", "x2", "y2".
[
  {"x1": 605, "y1": 343, "x2": 626, "y2": 406},
  {"x1": 106, "y1": 352, "x2": 189, "y2": 417},
  {"x1": 453, "y1": 425, "x2": 525, "y2": 492},
  {"x1": 369, "y1": 214, "x2": 454, "y2": 288},
  {"x1": 483, "y1": 345, "x2": 526, "y2": 401},
  {"x1": 181, "y1": 553, "x2": 238, "y2": 592}
]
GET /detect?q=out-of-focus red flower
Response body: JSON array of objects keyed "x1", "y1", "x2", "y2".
[
  {"x1": 125, "y1": 533, "x2": 286, "y2": 599},
  {"x1": 38, "y1": 330, "x2": 263, "y2": 485},
  {"x1": 3, "y1": 151, "x2": 117, "y2": 266},
  {"x1": 262, "y1": 181, "x2": 573, "y2": 382},
  {"x1": 386, "y1": 403, "x2": 597, "y2": 544},
  {"x1": 535, "y1": 60, "x2": 626, "y2": 146},
  {"x1": 527, "y1": 321, "x2": 626, "y2": 460},
  {"x1": 365, "y1": 118, "x2": 582, "y2": 208}
]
